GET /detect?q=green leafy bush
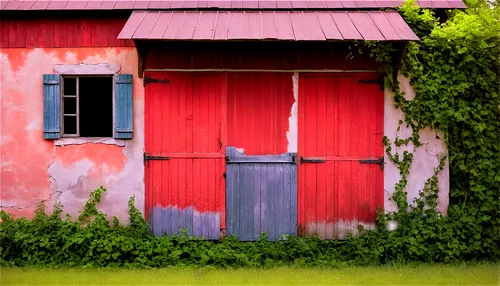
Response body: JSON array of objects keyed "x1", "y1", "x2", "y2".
[
  {"x1": 1, "y1": 1, "x2": 498, "y2": 268},
  {"x1": 0, "y1": 185, "x2": 498, "y2": 268},
  {"x1": 370, "y1": 0, "x2": 499, "y2": 262},
  {"x1": 0, "y1": 188, "x2": 351, "y2": 267}
]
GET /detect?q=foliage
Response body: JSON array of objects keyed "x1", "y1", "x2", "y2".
[
  {"x1": 367, "y1": 0, "x2": 500, "y2": 261},
  {"x1": 1, "y1": 184, "x2": 498, "y2": 268},
  {"x1": 0, "y1": 188, "x2": 350, "y2": 267},
  {"x1": 1, "y1": 1, "x2": 499, "y2": 268}
]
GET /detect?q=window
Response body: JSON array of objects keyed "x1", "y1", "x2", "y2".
[
  {"x1": 43, "y1": 73, "x2": 133, "y2": 140},
  {"x1": 62, "y1": 77, "x2": 113, "y2": 137}
]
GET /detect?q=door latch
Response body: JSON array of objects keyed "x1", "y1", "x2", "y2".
[{"x1": 359, "y1": 156, "x2": 384, "y2": 170}]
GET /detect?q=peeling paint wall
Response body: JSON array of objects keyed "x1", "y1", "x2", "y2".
[
  {"x1": 305, "y1": 220, "x2": 376, "y2": 240},
  {"x1": 287, "y1": 72, "x2": 299, "y2": 153},
  {"x1": 150, "y1": 206, "x2": 221, "y2": 240},
  {"x1": 0, "y1": 48, "x2": 144, "y2": 222},
  {"x1": 384, "y1": 74, "x2": 449, "y2": 214}
]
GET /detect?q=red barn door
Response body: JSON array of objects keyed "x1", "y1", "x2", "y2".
[
  {"x1": 298, "y1": 73, "x2": 384, "y2": 239},
  {"x1": 145, "y1": 71, "x2": 226, "y2": 240}
]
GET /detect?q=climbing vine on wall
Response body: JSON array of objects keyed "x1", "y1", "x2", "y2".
[{"x1": 363, "y1": 0, "x2": 500, "y2": 260}]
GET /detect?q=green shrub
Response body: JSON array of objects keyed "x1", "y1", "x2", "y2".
[
  {"x1": 1, "y1": 1, "x2": 498, "y2": 268},
  {"x1": 1, "y1": 186, "x2": 498, "y2": 268}
]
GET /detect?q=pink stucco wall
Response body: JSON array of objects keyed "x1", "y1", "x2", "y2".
[
  {"x1": 0, "y1": 48, "x2": 144, "y2": 222},
  {"x1": 384, "y1": 74, "x2": 450, "y2": 215}
]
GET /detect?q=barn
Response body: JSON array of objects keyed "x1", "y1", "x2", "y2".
[{"x1": 0, "y1": 0, "x2": 461, "y2": 240}]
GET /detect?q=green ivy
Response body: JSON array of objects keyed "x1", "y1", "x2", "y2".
[
  {"x1": 367, "y1": 0, "x2": 499, "y2": 260},
  {"x1": 1, "y1": 0, "x2": 499, "y2": 268}
]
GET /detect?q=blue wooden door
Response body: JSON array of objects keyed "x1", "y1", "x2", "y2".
[{"x1": 225, "y1": 147, "x2": 298, "y2": 241}]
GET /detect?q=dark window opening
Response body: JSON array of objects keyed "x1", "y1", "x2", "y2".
[
  {"x1": 62, "y1": 76, "x2": 113, "y2": 137},
  {"x1": 79, "y1": 77, "x2": 113, "y2": 137}
]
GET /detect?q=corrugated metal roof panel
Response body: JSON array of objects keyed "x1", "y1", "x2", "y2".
[
  {"x1": 332, "y1": 12, "x2": 363, "y2": 40},
  {"x1": 368, "y1": 11, "x2": 401, "y2": 41},
  {"x1": 118, "y1": 10, "x2": 419, "y2": 41},
  {"x1": 0, "y1": 0, "x2": 467, "y2": 10}
]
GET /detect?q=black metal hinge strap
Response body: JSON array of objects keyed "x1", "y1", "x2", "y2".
[
  {"x1": 358, "y1": 79, "x2": 380, "y2": 84},
  {"x1": 358, "y1": 78, "x2": 384, "y2": 91},
  {"x1": 144, "y1": 153, "x2": 171, "y2": 162},
  {"x1": 300, "y1": 157, "x2": 326, "y2": 164},
  {"x1": 359, "y1": 156, "x2": 384, "y2": 170},
  {"x1": 143, "y1": 76, "x2": 170, "y2": 86}
]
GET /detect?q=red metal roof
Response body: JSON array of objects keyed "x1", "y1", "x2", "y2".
[
  {"x1": 0, "y1": 0, "x2": 467, "y2": 10},
  {"x1": 118, "y1": 10, "x2": 419, "y2": 41}
]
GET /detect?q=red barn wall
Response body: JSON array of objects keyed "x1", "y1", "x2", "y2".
[
  {"x1": 144, "y1": 42, "x2": 377, "y2": 157},
  {"x1": 143, "y1": 42, "x2": 378, "y2": 71},
  {"x1": 227, "y1": 72, "x2": 294, "y2": 155},
  {"x1": 0, "y1": 12, "x2": 134, "y2": 48}
]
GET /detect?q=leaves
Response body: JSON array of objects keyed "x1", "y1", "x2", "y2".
[
  {"x1": 1, "y1": 1, "x2": 499, "y2": 268},
  {"x1": 359, "y1": 0, "x2": 499, "y2": 262}
]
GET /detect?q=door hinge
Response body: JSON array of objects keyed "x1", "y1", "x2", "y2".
[
  {"x1": 300, "y1": 157, "x2": 326, "y2": 164},
  {"x1": 358, "y1": 78, "x2": 384, "y2": 90},
  {"x1": 144, "y1": 152, "x2": 171, "y2": 165},
  {"x1": 359, "y1": 156, "x2": 384, "y2": 170},
  {"x1": 143, "y1": 76, "x2": 170, "y2": 87}
]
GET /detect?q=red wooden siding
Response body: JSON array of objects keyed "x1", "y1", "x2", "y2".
[
  {"x1": 0, "y1": 14, "x2": 133, "y2": 48},
  {"x1": 144, "y1": 42, "x2": 378, "y2": 70},
  {"x1": 227, "y1": 72, "x2": 294, "y2": 155},
  {"x1": 145, "y1": 71, "x2": 226, "y2": 239},
  {"x1": 298, "y1": 73, "x2": 384, "y2": 239}
]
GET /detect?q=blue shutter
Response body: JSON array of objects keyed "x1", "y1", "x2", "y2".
[
  {"x1": 114, "y1": 74, "x2": 133, "y2": 139},
  {"x1": 43, "y1": 74, "x2": 61, "y2": 139}
]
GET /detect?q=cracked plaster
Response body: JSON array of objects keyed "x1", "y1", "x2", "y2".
[
  {"x1": 384, "y1": 74, "x2": 449, "y2": 214},
  {"x1": 53, "y1": 63, "x2": 121, "y2": 75},
  {"x1": 1, "y1": 48, "x2": 144, "y2": 222},
  {"x1": 54, "y1": 138, "x2": 125, "y2": 147},
  {"x1": 286, "y1": 72, "x2": 299, "y2": 153}
]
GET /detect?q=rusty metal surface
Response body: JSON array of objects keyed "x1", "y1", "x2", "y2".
[
  {"x1": 0, "y1": 0, "x2": 467, "y2": 10},
  {"x1": 118, "y1": 10, "x2": 419, "y2": 41}
]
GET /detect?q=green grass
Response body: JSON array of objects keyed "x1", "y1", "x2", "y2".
[{"x1": 1, "y1": 264, "x2": 499, "y2": 285}]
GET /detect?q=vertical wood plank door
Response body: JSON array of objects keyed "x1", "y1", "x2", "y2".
[
  {"x1": 298, "y1": 73, "x2": 384, "y2": 239},
  {"x1": 226, "y1": 72, "x2": 294, "y2": 155},
  {"x1": 225, "y1": 72, "x2": 297, "y2": 241},
  {"x1": 145, "y1": 71, "x2": 226, "y2": 240},
  {"x1": 225, "y1": 147, "x2": 298, "y2": 241}
]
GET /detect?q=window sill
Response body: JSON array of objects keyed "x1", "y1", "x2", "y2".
[{"x1": 54, "y1": 137, "x2": 125, "y2": 147}]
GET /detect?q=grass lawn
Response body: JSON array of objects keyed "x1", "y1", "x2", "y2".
[{"x1": 1, "y1": 264, "x2": 498, "y2": 285}]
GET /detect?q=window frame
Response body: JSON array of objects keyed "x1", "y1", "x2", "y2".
[{"x1": 60, "y1": 75, "x2": 115, "y2": 138}]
